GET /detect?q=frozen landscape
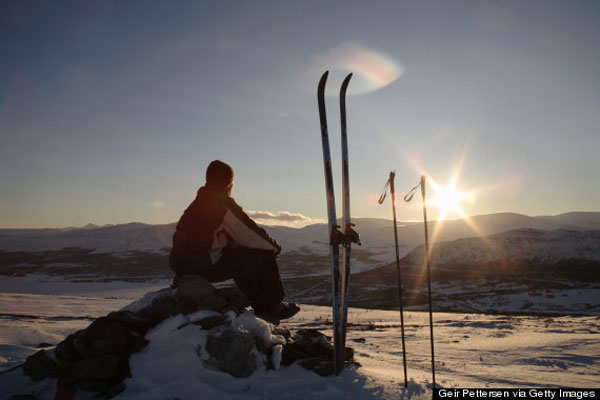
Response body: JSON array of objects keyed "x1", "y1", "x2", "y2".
[
  {"x1": 0, "y1": 280, "x2": 598, "y2": 399},
  {"x1": 4, "y1": 0, "x2": 600, "y2": 397},
  {"x1": 0, "y1": 212, "x2": 599, "y2": 398}
]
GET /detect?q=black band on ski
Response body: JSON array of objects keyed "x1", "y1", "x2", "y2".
[
  {"x1": 330, "y1": 225, "x2": 361, "y2": 247},
  {"x1": 344, "y1": 224, "x2": 361, "y2": 247}
]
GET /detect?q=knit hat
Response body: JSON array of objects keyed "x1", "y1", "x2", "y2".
[{"x1": 206, "y1": 160, "x2": 234, "y2": 189}]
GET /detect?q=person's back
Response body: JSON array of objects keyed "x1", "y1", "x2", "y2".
[
  {"x1": 169, "y1": 160, "x2": 299, "y2": 323},
  {"x1": 172, "y1": 185, "x2": 227, "y2": 259}
]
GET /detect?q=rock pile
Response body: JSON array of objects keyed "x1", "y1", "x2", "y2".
[{"x1": 18, "y1": 275, "x2": 355, "y2": 398}]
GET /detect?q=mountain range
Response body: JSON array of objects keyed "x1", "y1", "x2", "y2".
[
  {"x1": 1, "y1": 211, "x2": 599, "y2": 315},
  {"x1": 1, "y1": 211, "x2": 598, "y2": 252}
]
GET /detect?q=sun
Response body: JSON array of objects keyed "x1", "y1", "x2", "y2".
[{"x1": 428, "y1": 179, "x2": 473, "y2": 220}]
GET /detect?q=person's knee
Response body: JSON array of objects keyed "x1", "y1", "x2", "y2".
[{"x1": 252, "y1": 248, "x2": 277, "y2": 260}]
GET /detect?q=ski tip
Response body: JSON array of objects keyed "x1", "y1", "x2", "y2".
[
  {"x1": 318, "y1": 71, "x2": 329, "y2": 88},
  {"x1": 341, "y1": 73, "x2": 353, "y2": 94}
]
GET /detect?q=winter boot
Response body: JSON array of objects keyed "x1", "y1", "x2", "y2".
[{"x1": 257, "y1": 302, "x2": 300, "y2": 325}]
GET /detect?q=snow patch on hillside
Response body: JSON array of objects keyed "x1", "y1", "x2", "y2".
[{"x1": 404, "y1": 228, "x2": 600, "y2": 267}]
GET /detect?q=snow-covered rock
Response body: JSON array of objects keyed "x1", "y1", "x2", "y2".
[{"x1": 7, "y1": 277, "x2": 352, "y2": 398}]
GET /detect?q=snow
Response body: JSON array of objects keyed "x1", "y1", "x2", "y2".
[
  {"x1": 233, "y1": 311, "x2": 286, "y2": 347},
  {"x1": 1, "y1": 281, "x2": 599, "y2": 399},
  {"x1": 425, "y1": 281, "x2": 600, "y2": 315},
  {"x1": 120, "y1": 287, "x2": 176, "y2": 313},
  {"x1": 188, "y1": 309, "x2": 224, "y2": 323},
  {"x1": 0, "y1": 222, "x2": 174, "y2": 254},
  {"x1": 0, "y1": 273, "x2": 172, "y2": 298},
  {"x1": 405, "y1": 229, "x2": 600, "y2": 267}
]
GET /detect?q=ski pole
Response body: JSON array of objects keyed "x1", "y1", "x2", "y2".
[
  {"x1": 378, "y1": 171, "x2": 408, "y2": 388},
  {"x1": 404, "y1": 176, "x2": 436, "y2": 389},
  {"x1": 420, "y1": 175, "x2": 436, "y2": 389}
]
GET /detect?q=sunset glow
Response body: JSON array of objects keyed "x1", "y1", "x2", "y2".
[{"x1": 428, "y1": 179, "x2": 473, "y2": 221}]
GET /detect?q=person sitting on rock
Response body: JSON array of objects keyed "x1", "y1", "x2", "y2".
[{"x1": 170, "y1": 160, "x2": 300, "y2": 323}]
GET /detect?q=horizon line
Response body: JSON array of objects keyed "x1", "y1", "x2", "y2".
[{"x1": 1, "y1": 210, "x2": 598, "y2": 230}]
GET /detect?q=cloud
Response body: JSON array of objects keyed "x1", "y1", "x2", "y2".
[
  {"x1": 297, "y1": 42, "x2": 404, "y2": 95},
  {"x1": 247, "y1": 210, "x2": 324, "y2": 227}
]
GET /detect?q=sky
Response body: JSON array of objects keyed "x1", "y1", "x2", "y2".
[{"x1": 1, "y1": 0, "x2": 599, "y2": 228}]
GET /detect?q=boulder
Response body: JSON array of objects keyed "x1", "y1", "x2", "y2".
[
  {"x1": 72, "y1": 316, "x2": 148, "y2": 358},
  {"x1": 194, "y1": 315, "x2": 228, "y2": 330},
  {"x1": 294, "y1": 329, "x2": 334, "y2": 357},
  {"x1": 54, "y1": 332, "x2": 82, "y2": 367},
  {"x1": 18, "y1": 279, "x2": 346, "y2": 398},
  {"x1": 206, "y1": 328, "x2": 257, "y2": 378},
  {"x1": 281, "y1": 329, "x2": 333, "y2": 365},
  {"x1": 124, "y1": 331, "x2": 149, "y2": 354},
  {"x1": 272, "y1": 326, "x2": 292, "y2": 342},
  {"x1": 105, "y1": 311, "x2": 150, "y2": 335},
  {"x1": 75, "y1": 380, "x2": 112, "y2": 394},
  {"x1": 216, "y1": 285, "x2": 250, "y2": 312},
  {"x1": 281, "y1": 341, "x2": 311, "y2": 366},
  {"x1": 176, "y1": 275, "x2": 228, "y2": 313},
  {"x1": 23, "y1": 350, "x2": 59, "y2": 381},
  {"x1": 70, "y1": 354, "x2": 126, "y2": 382},
  {"x1": 280, "y1": 329, "x2": 354, "y2": 376},
  {"x1": 140, "y1": 292, "x2": 181, "y2": 327}
]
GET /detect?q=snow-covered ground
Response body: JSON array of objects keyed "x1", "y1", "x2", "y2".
[
  {"x1": 0, "y1": 273, "x2": 172, "y2": 298},
  {"x1": 1, "y1": 278, "x2": 599, "y2": 399}
]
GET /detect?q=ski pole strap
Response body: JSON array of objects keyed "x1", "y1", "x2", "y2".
[
  {"x1": 378, "y1": 180, "x2": 390, "y2": 204},
  {"x1": 404, "y1": 180, "x2": 421, "y2": 203},
  {"x1": 378, "y1": 170, "x2": 395, "y2": 205}
]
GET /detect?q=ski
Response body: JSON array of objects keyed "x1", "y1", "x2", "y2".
[
  {"x1": 317, "y1": 71, "x2": 360, "y2": 375},
  {"x1": 339, "y1": 73, "x2": 360, "y2": 374},
  {"x1": 317, "y1": 71, "x2": 343, "y2": 374}
]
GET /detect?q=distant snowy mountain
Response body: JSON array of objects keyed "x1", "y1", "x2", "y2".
[
  {"x1": 1, "y1": 212, "x2": 599, "y2": 263},
  {"x1": 221, "y1": 212, "x2": 600, "y2": 261},
  {"x1": 536, "y1": 212, "x2": 600, "y2": 230},
  {"x1": 1, "y1": 224, "x2": 599, "y2": 316},
  {"x1": 0, "y1": 223, "x2": 176, "y2": 254},
  {"x1": 339, "y1": 227, "x2": 600, "y2": 313},
  {"x1": 402, "y1": 228, "x2": 600, "y2": 270}
]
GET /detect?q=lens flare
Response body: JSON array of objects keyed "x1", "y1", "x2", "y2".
[
  {"x1": 305, "y1": 42, "x2": 403, "y2": 95},
  {"x1": 428, "y1": 179, "x2": 473, "y2": 221}
]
